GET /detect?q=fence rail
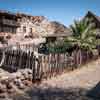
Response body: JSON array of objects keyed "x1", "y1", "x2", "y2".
[{"x1": 0, "y1": 47, "x2": 99, "y2": 81}]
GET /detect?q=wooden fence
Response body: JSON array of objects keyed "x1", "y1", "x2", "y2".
[
  {"x1": 0, "y1": 49, "x2": 35, "y2": 72},
  {"x1": 0, "y1": 43, "x2": 38, "y2": 72},
  {"x1": 32, "y1": 49, "x2": 96, "y2": 80},
  {"x1": 0, "y1": 47, "x2": 99, "y2": 81},
  {"x1": 35, "y1": 53, "x2": 75, "y2": 79}
]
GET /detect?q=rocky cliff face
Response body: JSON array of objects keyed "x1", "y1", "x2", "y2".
[{"x1": 31, "y1": 18, "x2": 71, "y2": 37}]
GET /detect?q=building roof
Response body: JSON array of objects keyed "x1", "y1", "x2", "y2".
[
  {"x1": 16, "y1": 13, "x2": 45, "y2": 22},
  {"x1": 0, "y1": 10, "x2": 46, "y2": 23},
  {"x1": 85, "y1": 11, "x2": 100, "y2": 24},
  {"x1": 0, "y1": 10, "x2": 21, "y2": 18},
  {"x1": 84, "y1": 11, "x2": 100, "y2": 36},
  {"x1": 42, "y1": 32, "x2": 71, "y2": 38}
]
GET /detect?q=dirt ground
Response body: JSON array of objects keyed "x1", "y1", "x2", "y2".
[{"x1": 13, "y1": 59, "x2": 100, "y2": 100}]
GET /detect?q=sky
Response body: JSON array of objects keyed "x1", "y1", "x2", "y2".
[{"x1": 0, "y1": 0, "x2": 100, "y2": 26}]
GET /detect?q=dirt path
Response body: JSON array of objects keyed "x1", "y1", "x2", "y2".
[
  {"x1": 41, "y1": 59, "x2": 100, "y2": 89},
  {"x1": 13, "y1": 59, "x2": 100, "y2": 100}
]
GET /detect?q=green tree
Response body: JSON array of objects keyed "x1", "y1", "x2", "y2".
[{"x1": 65, "y1": 18, "x2": 99, "y2": 65}]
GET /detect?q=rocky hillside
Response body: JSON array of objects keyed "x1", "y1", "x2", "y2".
[{"x1": 32, "y1": 19, "x2": 72, "y2": 36}]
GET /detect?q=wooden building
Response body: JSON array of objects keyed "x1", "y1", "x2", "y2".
[
  {"x1": 0, "y1": 10, "x2": 20, "y2": 34},
  {"x1": 85, "y1": 11, "x2": 100, "y2": 28},
  {"x1": 0, "y1": 10, "x2": 45, "y2": 37}
]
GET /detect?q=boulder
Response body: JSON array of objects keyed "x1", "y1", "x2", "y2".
[
  {"x1": 1, "y1": 79, "x2": 12, "y2": 89},
  {"x1": 20, "y1": 75, "x2": 25, "y2": 81},
  {"x1": 7, "y1": 88, "x2": 15, "y2": 94},
  {"x1": 21, "y1": 72, "x2": 29, "y2": 80},
  {"x1": 6, "y1": 82, "x2": 13, "y2": 90},
  {"x1": 15, "y1": 72, "x2": 22, "y2": 79},
  {"x1": 0, "y1": 76, "x2": 9, "y2": 84},
  {"x1": 27, "y1": 74, "x2": 32, "y2": 81},
  {"x1": 23, "y1": 80, "x2": 32, "y2": 87},
  {"x1": 18, "y1": 83, "x2": 25, "y2": 89},
  {"x1": 0, "y1": 83, "x2": 7, "y2": 93},
  {"x1": 14, "y1": 79, "x2": 21, "y2": 86},
  {"x1": 14, "y1": 79, "x2": 25, "y2": 89},
  {"x1": 0, "y1": 93, "x2": 8, "y2": 99},
  {"x1": 27, "y1": 69, "x2": 32, "y2": 75}
]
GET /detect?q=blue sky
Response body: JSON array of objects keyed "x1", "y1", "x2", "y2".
[{"x1": 0, "y1": 0, "x2": 100, "y2": 26}]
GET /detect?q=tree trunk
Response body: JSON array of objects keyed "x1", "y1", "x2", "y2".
[
  {"x1": 80, "y1": 49, "x2": 82, "y2": 65},
  {"x1": 76, "y1": 49, "x2": 82, "y2": 67}
]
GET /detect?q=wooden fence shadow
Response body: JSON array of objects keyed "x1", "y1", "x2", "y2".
[{"x1": 13, "y1": 87, "x2": 92, "y2": 100}]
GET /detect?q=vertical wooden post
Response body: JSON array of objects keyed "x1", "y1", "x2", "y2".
[{"x1": 32, "y1": 54, "x2": 35, "y2": 83}]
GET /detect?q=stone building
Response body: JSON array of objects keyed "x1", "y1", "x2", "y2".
[
  {"x1": 0, "y1": 10, "x2": 46, "y2": 46},
  {"x1": 16, "y1": 13, "x2": 45, "y2": 38},
  {"x1": 0, "y1": 10, "x2": 20, "y2": 34},
  {"x1": 0, "y1": 10, "x2": 72, "y2": 47},
  {"x1": 0, "y1": 10, "x2": 46, "y2": 36}
]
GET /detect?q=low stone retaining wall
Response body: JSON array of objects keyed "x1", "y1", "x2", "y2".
[{"x1": 0, "y1": 68, "x2": 33, "y2": 99}]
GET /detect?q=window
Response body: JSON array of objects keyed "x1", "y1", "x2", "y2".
[
  {"x1": 12, "y1": 28, "x2": 16, "y2": 33},
  {"x1": 29, "y1": 28, "x2": 32, "y2": 33},
  {"x1": 23, "y1": 26, "x2": 26, "y2": 33},
  {"x1": 0, "y1": 26, "x2": 1, "y2": 32}
]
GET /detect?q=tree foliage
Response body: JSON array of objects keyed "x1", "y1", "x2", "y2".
[
  {"x1": 46, "y1": 40, "x2": 71, "y2": 53},
  {"x1": 65, "y1": 18, "x2": 99, "y2": 51},
  {"x1": 46, "y1": 18, "x2": 100, "y2": 54}
]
